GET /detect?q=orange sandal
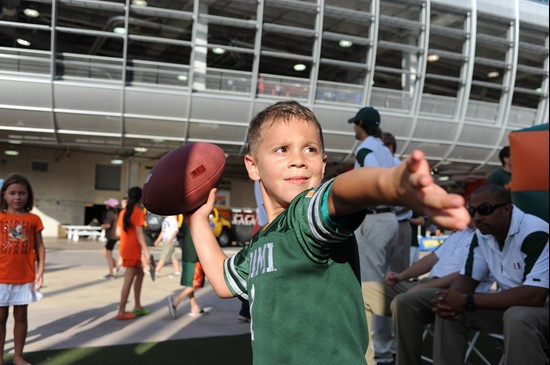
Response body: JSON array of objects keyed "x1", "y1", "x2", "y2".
[{"x1": 116, "y1": 312, "x2": 137, "y2": 320}]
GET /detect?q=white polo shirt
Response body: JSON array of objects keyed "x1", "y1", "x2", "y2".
[
  {"x1": 353, "y1": 136, "x2": 394, "y2": 169},
  {"x1": 431, "y1": 228, "x2": 475, "y2": 278},
  {"x1": 430, "y1": 228, "x2": 494, "y2": 293},
  {"x1": 462, "y1": 206, "x2": 549, "y2": 291},
  {"x1": 161, "y1": 216, "x2": 179, "y2": 243}
]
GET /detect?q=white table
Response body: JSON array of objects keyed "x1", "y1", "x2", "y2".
[{"x1": 63, "y1": 225, "x2": 105, "y2": 242}]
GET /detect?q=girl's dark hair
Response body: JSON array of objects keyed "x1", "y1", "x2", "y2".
[
  {"x1": 1, "y1": 174, "x2": 34, "y2": 212},
  {"x1": 123, "y1": 186, "x2": 142, "y2": 232}
]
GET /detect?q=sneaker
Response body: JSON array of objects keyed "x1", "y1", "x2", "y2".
[
  {"x1": 132, "y1": 307, "x2": 150, "y2": 316},
  {"x1": 173, "y1": 272, "x2": 181, "y2": 276},
  {"x1": 165, "y1": 295, "x2": 176, "y2": 319},
  {"x1": 188, "y1": 308, "x2": 205, "y2": 317},
  {"x1": 102, "y1": 274, "x2": 115, "y2": 280}
]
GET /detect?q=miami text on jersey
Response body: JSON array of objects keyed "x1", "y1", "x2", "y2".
[{"x1": 249, "y1": 242, "x2": 277, "y2": 279}]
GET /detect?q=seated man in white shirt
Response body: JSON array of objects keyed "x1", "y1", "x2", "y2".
[
  {"x1": 362, "y1": 219, "x2": 493, "y2": 365},
  {"x1": 432, "y1": 184, "x2": 548, "y2": 365}
]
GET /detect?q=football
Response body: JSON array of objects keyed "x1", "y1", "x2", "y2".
[{"x1": 143, "y1": 142, "x2": 226, "y2": 215}]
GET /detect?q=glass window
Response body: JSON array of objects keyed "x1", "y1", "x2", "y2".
[
  {"x1": 320, "y1": 38, "x2": 369, "y2": 64},
  {"x1": 129, "y1": 6, "x2": 193, "y2": 41},
  {"x1": 57, "y1": 1, "x2": 125, "y2": 32},
  {"x1": 263, "y1": 1, "x2": 317, "y2": 29},
  {"x1": 95, "y1": 165, "x2": 121, "y2": 191},
  {"x1": 56, "y1": 32, "x2": 123, "y2": 80},
  {"x1": 318, "y1": 63, "x2": 366, "y2": 84},
  {"x1": 261, "y1": 31, "x2": 314, "y2": 57}
]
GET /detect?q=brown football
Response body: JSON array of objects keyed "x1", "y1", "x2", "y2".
[{"x1": 143, "y1": 143, "x2": 226, "y2": 215}]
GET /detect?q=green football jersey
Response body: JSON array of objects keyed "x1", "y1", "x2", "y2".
[{"x1": 224, "y1": 180, "x2": 368, "y2": 364}]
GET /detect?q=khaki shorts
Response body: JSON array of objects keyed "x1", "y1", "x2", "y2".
[{"x1": 160, "y1": 239, "x2": 177, "y2": 262}]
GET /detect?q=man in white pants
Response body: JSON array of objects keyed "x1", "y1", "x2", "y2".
[{"x1": 348, "y1": 106, "x2": 398, "y2": 364}]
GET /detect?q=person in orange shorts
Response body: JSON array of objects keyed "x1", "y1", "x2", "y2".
[
  {"x1": 165, "y1": 221, "x2": 205, "y2": 318},
  {"x1": 116, "y1": 186, "x2": 151, "y2": 320}
]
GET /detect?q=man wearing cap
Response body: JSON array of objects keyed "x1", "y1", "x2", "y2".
[
  {"x1": 432, "y1": 184, "x2": 548, "y2": 365},
  {"x1": 101, "y1": 198, "x2": 121, "y2": 279},
  {"x1": 348, "y1": 106, "x2": 399, "y2": 365}
]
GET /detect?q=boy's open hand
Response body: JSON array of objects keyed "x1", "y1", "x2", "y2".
[{"x1": 396, "y1": 150, "x2": 469, "y2": 231}]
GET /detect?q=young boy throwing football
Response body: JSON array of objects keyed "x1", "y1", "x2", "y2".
[{"x1": 185, "y1": 101, "x2": 468, "y2": 364}]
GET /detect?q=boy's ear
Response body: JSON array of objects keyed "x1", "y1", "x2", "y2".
[{"x1": 244, "y1": 154, "x2": 260, "y2": 181}]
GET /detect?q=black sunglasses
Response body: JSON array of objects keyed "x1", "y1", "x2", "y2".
[{"x1": 468, "y1": 202, "x2": 508, "y2": 216}]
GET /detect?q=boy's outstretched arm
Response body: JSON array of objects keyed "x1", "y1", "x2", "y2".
[
  {"x1": 185, "y1": 188, "x2": 233, "y2": 298},
  {"x1": 329, "y1": 150, "x2": 469, "y2": 231}
]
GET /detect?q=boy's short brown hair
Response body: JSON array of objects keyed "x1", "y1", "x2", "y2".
[{"x1": 246, "y1": 101, "x2": 325, "y2": 156}]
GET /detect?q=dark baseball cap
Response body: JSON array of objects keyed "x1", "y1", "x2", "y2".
[{"x1": 348, "y1": 106, "x2": 381, "y2": 126}]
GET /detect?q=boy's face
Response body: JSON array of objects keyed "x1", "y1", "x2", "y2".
[{"x1": 245, "y1": 117, "x2": 326, "y2": 213}]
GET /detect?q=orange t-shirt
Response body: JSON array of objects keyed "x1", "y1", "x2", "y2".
[
  {"x1": 117, "y1": 207, "x2": 145, "y2": 261},
  {"x1": 0, "y1": 212, "x2": 44, "y2": 284}
]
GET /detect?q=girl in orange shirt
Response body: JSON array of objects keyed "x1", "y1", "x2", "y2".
[
  {"x1": 0, "y1": 174, "x2": 45, "y2": 365},
  {"x1": 116, "y1": 187, "x2": 150, "y2": 320}
]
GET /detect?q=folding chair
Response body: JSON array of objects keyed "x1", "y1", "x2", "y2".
[{"x1": 420, "y1": 325, "x2": 504, "y2": 365}]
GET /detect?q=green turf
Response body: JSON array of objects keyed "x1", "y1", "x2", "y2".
[{"x1": 3, "y1": 334, "x2": 252, "y2": 365}]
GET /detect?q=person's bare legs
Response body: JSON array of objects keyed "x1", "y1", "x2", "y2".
[
  {"x1": 12, "y1": 305, "x2": 30, "y2": 365},
  {"x1": 102, "y1": 248, "x2": 116, "y2": 276},
  {"x1": 187, "y1": 291, "x2": 202, "y2": 314},
  {"x1": 171, "y1": 256, "x2": 181, "y2": 274},
  {"x1": 0, "y1": 306, "x2": 8, "y2": 365},
  {"x1": 133, "y1": 267, "x2": 145, "y2": 309},
  {"x1": 155, "y1": 260, "x2": 166, "y2": 276},
  {"x1": 118, "y1": 267, "x2": 137, "y2": 315},
  {"x1": 172, "y1": 287, "x2": 201, "y2": 314}
]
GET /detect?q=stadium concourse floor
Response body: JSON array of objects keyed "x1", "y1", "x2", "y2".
[{"x1": 3, "y1": 237, "x2": 250, "y2": 356}]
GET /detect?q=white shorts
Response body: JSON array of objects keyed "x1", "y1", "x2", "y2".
[{"x1": 0, "y1": 283, "x2": 43, "y2": 307}]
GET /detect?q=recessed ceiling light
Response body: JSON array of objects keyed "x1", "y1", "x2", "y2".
[
  {"x1": 293, "y1": 63, "x2": 307, "y2": 72},
  {"x1": 535, "y1": 87, "x2": 542, "y2": 93},
  {"x1": 438, "y1": 176, "x2": 450, "y2": 181},
  {"x1": 487, "y1": 71, "x2": 499, "y2": 78},
  {"x1": 339, "y1": 40, "x2": 353, "y2": 48},
  {"x1": 152, "y1": 138, "x2": 165, "y2": 143},
  {"x1": 110, "y1": 159, "x2": 124, "y2": 165},
  {"x1": 427, "y1": 54, "x2": 440, "y2": 62},
  {"x1": 16, "y1": 38, "x2": 31, "y2": 47},
  {"x1": 8, "y1": 139, "x2": 22, "y2": 145},
  {"x1": 4, "y1": 150, "x2": 19, "y2": 156},
  {"x1": 113, "y1": 27, "x2": 126, "y2": 35},
  {"x1": 212, "y1": 47, "x2": 226, "y2": 55},
  {"x1": 177, "y1": 74, "x2": 188, "y2": 81},
  {"x1": 134, "y1": 147, "x2": 148, "y2": 153},
  {"x1": 23, "y1": 8, "x2": 40, "y2": 17},
  {"x1": 132, "y1": 0, "x2": 147, "y2": 5}
]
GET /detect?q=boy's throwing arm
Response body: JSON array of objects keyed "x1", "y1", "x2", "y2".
[{"x1": 329, "y1": 150, "x2": 469, "y2": 231}]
